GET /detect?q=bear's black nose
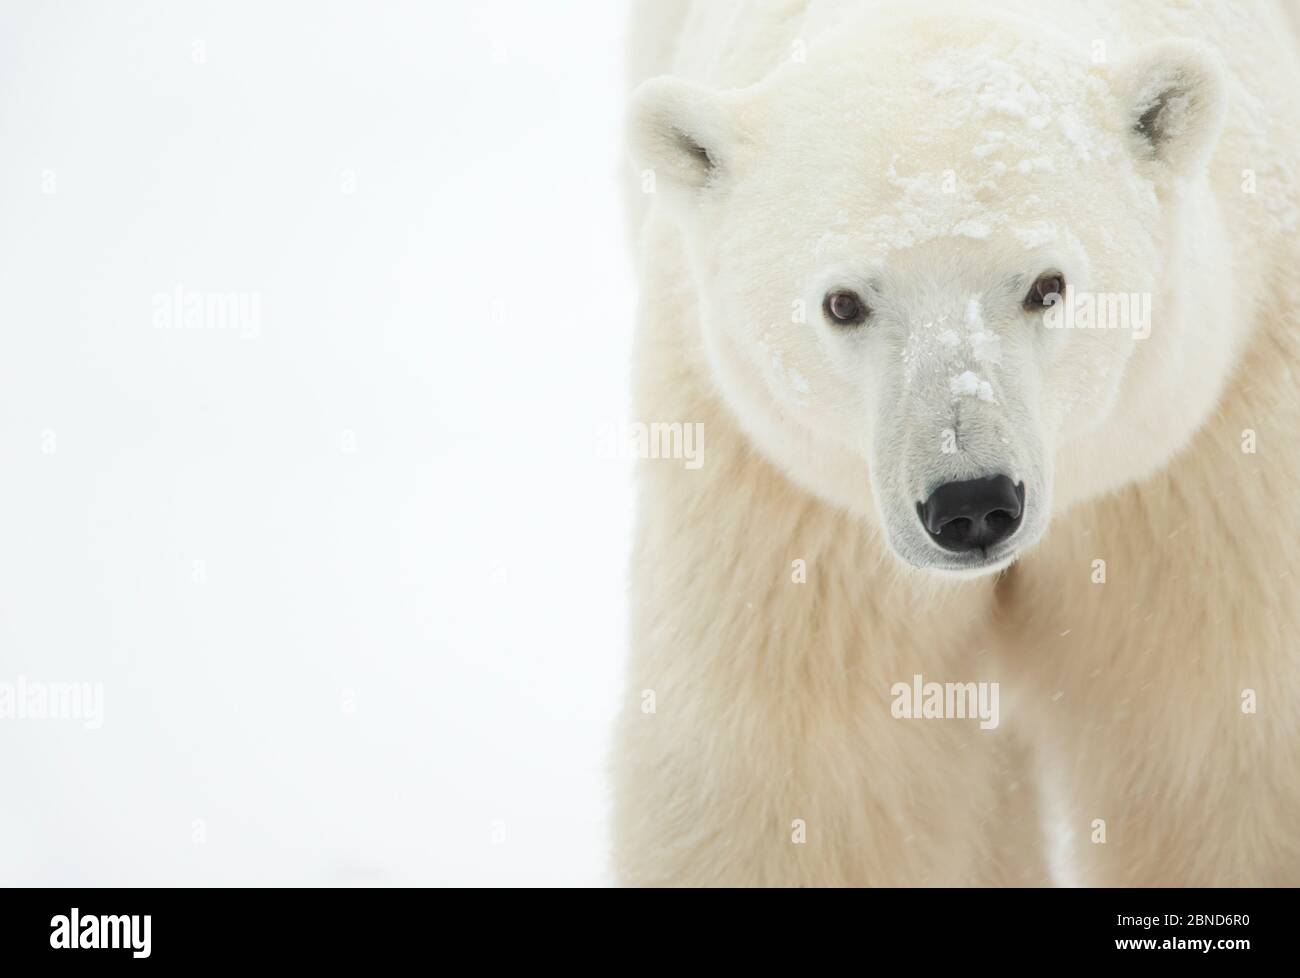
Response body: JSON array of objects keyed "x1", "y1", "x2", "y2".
[{"x1": 917, "y1": 476, "x2": 1025, "y2": 553}]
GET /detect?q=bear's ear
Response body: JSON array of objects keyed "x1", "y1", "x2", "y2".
[
  {"x1": 627, "y1": 76, "x2": 740, "y2": 204},
  {"x1": 1112, "y1": 40, "x2": 1227, "y2": 176}
]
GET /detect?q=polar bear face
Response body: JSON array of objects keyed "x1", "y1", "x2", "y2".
[{"x1": 630, "y1": 13, "x2": 1229, "y2": 576}]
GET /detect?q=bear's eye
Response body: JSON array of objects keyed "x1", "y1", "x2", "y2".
[
  {"x1": 1024, "y1": 272, "x2": 1065, "y2": 310},
  {"x1": 823, "y1": 289, "x2": 869, "y2": 326}
]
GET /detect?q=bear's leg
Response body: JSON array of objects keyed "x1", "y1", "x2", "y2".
[
  {"x1": 1028, "y1": 717, "x2": 1300, "y2": 887},
  {"x1": 968, "y1": 731, "x2": 1054, "y2": 887},
  {"x1": 611, "y1": 678, "x2": 1007, "y2": 887}
]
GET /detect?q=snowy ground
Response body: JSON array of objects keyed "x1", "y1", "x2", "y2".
[{"x1": 0, "y1": 0, "x2": 633, "y2": 886}]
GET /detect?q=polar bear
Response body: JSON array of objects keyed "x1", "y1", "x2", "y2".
[{"x1": 614, "y1": 0, "x2": 1300, "y2": 886}]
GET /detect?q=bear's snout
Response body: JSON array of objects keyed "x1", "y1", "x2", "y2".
[{"x1": 917, "y1": 475, "x2": 1025, "y2": 553}]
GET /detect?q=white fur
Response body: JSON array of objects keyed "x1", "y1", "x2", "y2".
[{"x1": 615, "y1": 0, "x2": 1300, "y2": 885}]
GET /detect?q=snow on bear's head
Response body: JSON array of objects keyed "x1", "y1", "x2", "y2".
[{"x1": 629, "y1": 8, "x2": 1228, "y2": 577}]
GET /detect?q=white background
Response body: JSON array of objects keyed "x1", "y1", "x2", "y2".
[{"x1": 0, "y1": 0, "x2": 633, "y2": 886}]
